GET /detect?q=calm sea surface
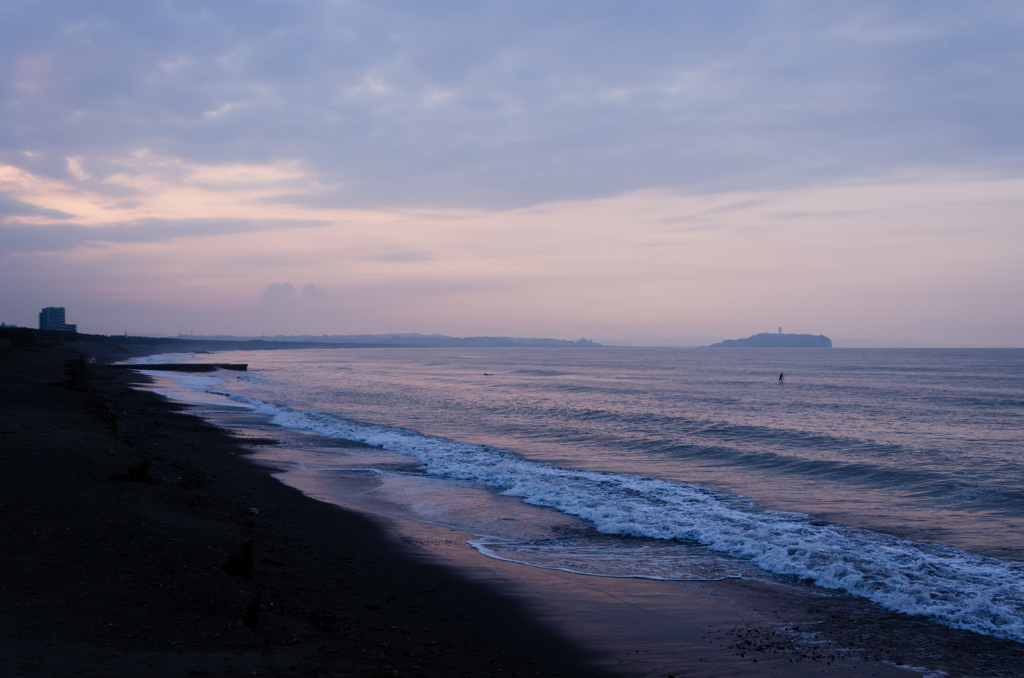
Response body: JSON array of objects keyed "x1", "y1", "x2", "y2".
[{"x1": 134, "y1": 347, "x2": 1024, "y2": 642}]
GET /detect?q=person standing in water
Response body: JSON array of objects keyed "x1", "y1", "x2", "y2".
[{"x1": 779, "y1": 373, "x2": 784, "y2": 383}]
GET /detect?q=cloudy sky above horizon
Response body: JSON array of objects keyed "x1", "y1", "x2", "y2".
[{"x1": 2, "y1": 1, "x2": 1023, "y2": 345}]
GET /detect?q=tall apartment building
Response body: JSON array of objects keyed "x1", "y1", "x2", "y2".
[{"x1": 38, "y1": 307, "x2": 77, "y2": 333}]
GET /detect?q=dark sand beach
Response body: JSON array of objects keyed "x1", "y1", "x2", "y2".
[
  {"x1": 2, "y1": 342, "x2": 1022, "y2": 677},
  {"x1": 1, "y1": 346, "x2": 611, "y2": 677}
]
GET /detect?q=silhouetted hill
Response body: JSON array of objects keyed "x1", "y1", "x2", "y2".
[
  {"x1": 187, "y1": 333, "x2": 601, "y2": 348},
  {"x1": 0, "y1": 327, "x2": 383, "y2": 356},
  {"x1": 1, "y1": 328, "x2": 600, "y2": 355},
  {"x1": 708, "y1": 332, "x2": 832, "y2": 348}
]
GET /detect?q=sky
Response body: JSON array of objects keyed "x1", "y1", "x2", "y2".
[{"x1": 2, "y1": 1, "x2": 1023, "y2": 346}]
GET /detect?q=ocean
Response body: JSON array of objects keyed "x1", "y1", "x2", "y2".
[{"x1": 132, "y1": 347, "x2": 1024, "y2": 644}]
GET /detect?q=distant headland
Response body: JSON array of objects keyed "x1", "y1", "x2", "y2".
[
  {"x1": 708, "y1": 331, "x2": 832, "y2": 348},
  {"x1": 0, "y1": 327, "x2": 601, "y2": 354},
  {"x1": 184, "y1": 333, "x2": 601, "y2": 348}
]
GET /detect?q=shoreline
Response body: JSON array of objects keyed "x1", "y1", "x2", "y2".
[
  {"x1": 245, "y1": 436, "x2": 1024, "y2": 678},
  {"x1": 0, "y1": 347, "x2": 612, "y2": 677},
  {"x1": 131, "y1": 351, "x2": 1024, "y2": 677},
  {"x1": 4, "y1": 345, "x2": 1023, "y2": 677}
]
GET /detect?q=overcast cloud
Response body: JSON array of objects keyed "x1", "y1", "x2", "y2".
[
  {"x1": 5, "y1": 1, "x2": 1024, "y2": 207},
  {"x1": 2, "y1": 1, "x2": 1023, "y2": 344}
]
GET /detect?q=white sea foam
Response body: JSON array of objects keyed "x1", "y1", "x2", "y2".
[
  {"x1": 135, "y1": 370, "x2": 230, "y2": 406},
  {"x1": 149, "y1": 373, "x2": 225, "y2": 391},
  {"x1": 172, "y1": 378, "x2": 1024, "y2": 643},
  {"x1": 470, "y1": 536, "x2": 754, "y2": 581}
]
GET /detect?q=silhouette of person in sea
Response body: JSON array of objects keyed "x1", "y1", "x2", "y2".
[{"x1": 779, "y1": 373, "x2": 784, "y2": 383}]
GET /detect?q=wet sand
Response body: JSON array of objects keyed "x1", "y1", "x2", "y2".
[
  {"x1": 2, "y1": 345, "x2": 1022, "y2": 677},
  {"x1": 256, "y1": 453, "x2": 1024, "y2": 678}
]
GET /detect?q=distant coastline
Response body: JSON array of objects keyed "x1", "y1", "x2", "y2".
[
  {"x1": 181, "y1": 332, "x2": 601, "y2": 348},
  {"x1": 708, "y1": 332, "x2": 832, "y2": 348},
  {"x1": 0, "y1": 327, "x2": 600, "y2": 354}
]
